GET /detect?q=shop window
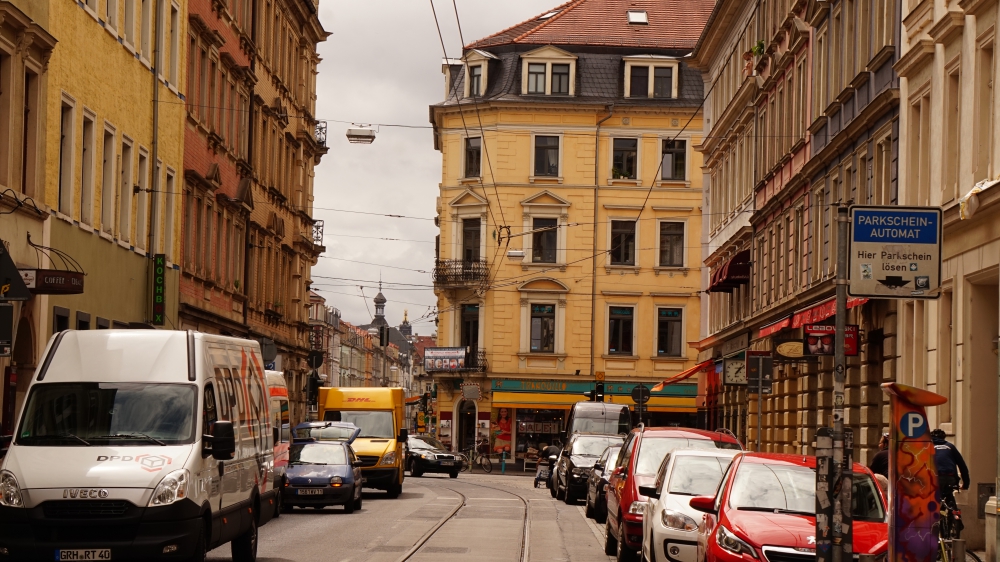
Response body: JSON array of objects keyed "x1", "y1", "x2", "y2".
[
  {"x1": 608, "y1": 306, "x2": 634, "y2": 355},
  {"x1": 610, "y1": 220, "x2": 636, "y2": 265},
  {"x1": 657, "y1": 308, "x2": 683, "y2": 357},
  {"x1": 530, "y1": 304, "x2": 555, "y2": 353},
  {"x1": 532, "y1": 217, "x2": 557, "y2": 263}
]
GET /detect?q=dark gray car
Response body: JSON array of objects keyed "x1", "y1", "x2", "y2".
[
  {"x1": 554, "y1": 434, "x2": 624, "y2": 504},
  {"x1": 585, "y1": 444, "x2": 621, "y2": 523}
]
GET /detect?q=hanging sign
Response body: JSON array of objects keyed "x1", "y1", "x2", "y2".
[
  {"x1": 849, "y1": 206, "x2": 942, "y2": 299},
  {"x1": 0, "y1": 241, "x2": 31, "y2": 301},
  {"x1": 150, "y1": 254, "x2": 166, "y2": 325},
  {"x1": 803, "y1": 324, "x2": 859, "y2": 356}
]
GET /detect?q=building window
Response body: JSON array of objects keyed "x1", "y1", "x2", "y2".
[
  {"x1": 530, "y1": 304, "x2": 555, "y2": 353},
  {"x1": 469, "y1": 64, "x2": 482, "y2": 97},
  {"x1": 527, "y1": 63, "x2": 545, "y2": 94},
  {"x1": 610, "y1": 220, "x2": 636, "y2": 265},
  {"x1": 119, "y1": 139, "x2": 133, "y2": 240},
  {"x1": 81, "y1": 114, "x2": 96, "y2": 225},
  {"x1": 164, "y1": 169, "x2": 176, "y2": 259},
  {"x1": 136, "y1": 151, "x2": 149, "y2": 247},
  {"x1": 534, "y1": 135, "x2": 559, "y2": 176},
  {"x1": 101, "y1": 127, "x2": 116, "y2": 233},
  {"x1": 140, "y1": 0, "x2": 152, "y2": 59},
  {"x1": 76, "y1": 311, "x2": 91, "y2": 331},
  {"x1": 461, "y1": 304, "x2": 479, "y2": 351},
  {"x1": 661, "y1": 139, "x2": 686, "y2": 180},
  {"x1": 612, "y1": 138, "x2": 638, "y2": 179},
  {"x1": 53, "y1": 307, "x2": 70, "y2": 336},
  {"x1": 656, "y1": 308, "x2": 682, "y2": 357},
  {"x1": 974, "y1": 44, "x2": 994, "y2": 183},
  {"x1": 462, "y1": 218, "x2": 481, "y2": 261},
  {"x1": 124, "y1": 0, "x2": 136, "y2": 45},
  {"x1": 169, "y1": 4, "x2": 180, "y2": 84},
  {"x1": 629, "y1": 66, "x2": 649, "y2": 98},
  {"x1": 653, "y1": 67, "x2": 673, "y2": 98},
  {"x1": 532, "y1": 217, "x2": 557, "y2": 263},
  {"x1": 552, "y1": 64, "x2": 570, "y2": 94},
  {"x1": 106, "y1": 0, "x2": 118, "y2": 30},
  {"x1": 608, "y1": 306, "x2": 634, "y2": 355},
  {"x1": 464, "y1": 137, "x2": 481, "y2": 178},
  {"x1": 658, "y1": 221, "x2": 684, "y2": 267},
  {"x1": 21, "y1": 70, "x2": 39, "y2": 197},
  {"x1": 58, "y1": 101, "x2": 74, "y2": 216}
]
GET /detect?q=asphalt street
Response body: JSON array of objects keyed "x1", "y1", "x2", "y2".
[{"x1": 207, "y1": 472, "x2": 614, "y2": 562}]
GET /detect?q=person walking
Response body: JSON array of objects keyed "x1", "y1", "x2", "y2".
[{"x1": 869, "y1": 433, "x2": 889, "y2": 478}]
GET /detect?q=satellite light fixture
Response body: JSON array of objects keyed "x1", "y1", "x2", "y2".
[
  {"x1": 346, "y1": 124, "x2": 377, "y2": 144},
  {"x1": 507, "y1": 249, "x2": 526, "y2": 261}
]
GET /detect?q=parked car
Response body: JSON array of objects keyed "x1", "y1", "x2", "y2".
[
  {"x1": 554, "y1": 433, "x2": 624, "y2": 503},
  {"x1": 585, "y1": 444, "x2": 623, "y2": 523},
  {"x1": 406, "y1": 435, "x2": 460, "y2": 477},
  {"x1": 639, "y1": 449, "x2": 739, "y2": 562},
  {"x1": 565, "y1": 402, "x2": 632, "y2": 437},
  {"x1": 283, "y1": 440, "x2": 364, "y2": 513},
  {"x1": 689, "y1": 453, "x2": 888, "y2": 562},
  {"x1": 605, "y1": 427, "x2": 742, "y2": 562}
]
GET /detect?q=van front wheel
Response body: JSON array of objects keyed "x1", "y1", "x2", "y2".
[
  {"x1": 231, "y1": 514, "x2": 258, "y2": 562},
  {"x1": 186, "y1": 522, "x2": 207, "y2": 562},
  {"x1": 386, "y1": 484, "x2": 402, "y2": 498}
]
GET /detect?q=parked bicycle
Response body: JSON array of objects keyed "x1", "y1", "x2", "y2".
[
  {"x1": 458, "y1": 439, "x2": 493, "y2": 473},
  {"x1": 936, "y1": 485, "x2": 982, "y2": 562}
]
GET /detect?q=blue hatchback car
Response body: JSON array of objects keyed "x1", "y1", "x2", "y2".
[{"x1": 284, "y1": 423, "x2": 364, "y2": 512}]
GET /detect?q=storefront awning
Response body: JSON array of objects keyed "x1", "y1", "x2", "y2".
[
  {"x1": 758, "y1": 316, "x2": 792, "y2": 338},
  {"x1": 708, "y1": 250, "x2": 751, "y2": 293},
  {"x1": 758, "y1": 296, "x2": 869, "y2": 338},
  {"x1": 650, "y1": 360, "x2": 714, "y2": 392}
]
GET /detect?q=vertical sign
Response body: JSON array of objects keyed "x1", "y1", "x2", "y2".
[
  {"x1": 882, "y1": 383, "x2": 947, "y2": 562},
  {"x1": 849, "y1": 206, "x2": 942, "y2": 299},
  {"x1": 151, "y1": 254, "x2": 166, "y2": 325}
]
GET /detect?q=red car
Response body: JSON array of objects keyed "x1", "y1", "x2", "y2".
[
  {"x1": 690, "y1": 453, "x2": 888, "y2": 562},
  {"x1": 605, "y1": 427, "x2": 742, "y2": 561}
]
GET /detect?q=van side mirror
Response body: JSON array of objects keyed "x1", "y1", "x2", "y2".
[
  {"x1": 204, "y1": 421, "x2": 236, "y2": 460},
  {"x1": 689, "y1": 495, "x2": 717, "y2": 514},
  {"x1": 398, "y1": 429, "x2": 408, "y2": 442},
  {"x1": 639, "y1": 485, "x2": 659, "y2": 499}
]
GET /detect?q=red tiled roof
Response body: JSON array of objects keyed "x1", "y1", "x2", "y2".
[{"x1": 467, "y1": 0, "x2": 715, "y2": 50}]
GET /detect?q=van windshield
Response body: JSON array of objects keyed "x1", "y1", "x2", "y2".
[
  {"x1": 17, "y1": 383, "x2": 197, "y2": 446},
  {"x1": 323, "y1": 410, "x2": 394, "y2": 439},
  {"x1": 571, "y1": 408, "x2": 630, "y2": 436}
]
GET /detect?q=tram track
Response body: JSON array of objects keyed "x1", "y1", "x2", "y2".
[{"x1": 395, "y1": 478, "x2": 531, "y2": 562}]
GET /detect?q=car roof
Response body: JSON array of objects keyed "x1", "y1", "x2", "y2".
[
  {"x1": 668, "y1": 448, "x2": 740, "y2": 459},
  {"x1": 737, "y1": 452, "x2": 870, "y2": 473},
  {"x1": 634, "y1": 426, "x2": 741, "y2": 444},
  {"x1": 572, "y1": 432, "x2": 626, "y2": 439}
]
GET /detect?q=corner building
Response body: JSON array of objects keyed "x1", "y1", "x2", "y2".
[{"x1": 428, "y1": 0, "x2": 713, "y2": 460}]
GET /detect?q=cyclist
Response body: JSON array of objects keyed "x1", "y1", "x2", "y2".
[
  {"x1": 931, "y1": 428, "x2": 970, "y2": 509},
  {"x1": 869, "y1": 432, "x2": 889, "y2": 478},
  {"x1": 538, "y1": 439, "x2": 562, "y2": 489}
]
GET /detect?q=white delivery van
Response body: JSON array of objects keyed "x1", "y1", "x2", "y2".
[
  {"x1": 0, "y1": 330, "x2": 280, "y2": 561},
  {"x1": 264, "y1": 370, "x2": 290, "y2": 513}
]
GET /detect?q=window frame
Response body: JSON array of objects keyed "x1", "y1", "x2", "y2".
[
  {"x1": 624, "y1": 59, "x2": 680, "y2": 99},
  {"x1": 611, "y1": 137, "x2": 640, "y2": 181},
  {"x1": 527, "y1": 63, "x2": 546, "y2": 94},
  {"x1": 531, "y1": 216, "x2": 559, "y2": 264},
  {"x1": 609, "y1": 219, "x2": 638, "y2": 266},
  {"x1": 654, "y1": 306, "x2": 684, "y2": 358},
  {"x1": 529, "y1": 302, "x2": 556, "y2": 354},
  {"x1": 519, "y1": 48, "x2": 578, "y2": 97},
  {"x1": 606, "y1": 304, "x2": 636, "y2": 356},
  {"x1": 530, "y1": 133, "x2": 562, "y2": 179},
  {"x1": 463, "y1": 136, "x2": 482, "y2": 179},
  {"x1": 660, "y1": 138, "x2": 687, "y2": 181},
  {"x1": 57, "y1": 95, "x2": 76, "y2": 218},
  {"x1": 467, "y1": 64, "x2": 483, "y2": 97},
  {"x1": 656, "y1": 220, "x2": 686, "y2": 268}
]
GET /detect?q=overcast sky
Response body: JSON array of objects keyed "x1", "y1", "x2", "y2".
[{"x1": 310, "y1": 0, "x2": 554, "y2": 335}]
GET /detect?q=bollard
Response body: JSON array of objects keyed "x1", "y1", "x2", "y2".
[
  {"x1": 501, "y1": 451, "x2": 506, "y2": 474},
  {"x1": 953, "y1": 539, "x2": 966, "y2": 562}
]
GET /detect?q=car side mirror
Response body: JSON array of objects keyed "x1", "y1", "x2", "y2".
[
  {"x1": 689, "y1": 495, "x2": 717, "y2": 514},
  {"x1": 561, "y1": 449, "x2": 570, "y2": 457},
  {"x1": 352, "y1": 460, "x2": 364, "y2": 467},
  {"x1": 593, "y1": 462, "x2": 604, "y2": 472},
  {"x1": 639, "y1": 485, "x2": 659, "y2": 499},
  {"x1": 204, "y1": 421, "x2": 236, "y2": 460},
  {"x1": 398, "y1": 429, "x2": 408, "y2": 442}
]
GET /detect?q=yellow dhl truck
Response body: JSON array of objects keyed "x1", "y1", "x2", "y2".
[{"x1": 317, "y1": 387, "x2": 406, "y2": 497}]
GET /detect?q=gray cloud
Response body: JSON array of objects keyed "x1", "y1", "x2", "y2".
[{"x1": 311, "y1": 0, "x2": 555, "y2": 334}]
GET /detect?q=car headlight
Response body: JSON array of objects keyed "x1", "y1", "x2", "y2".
[
  {"x1": 330, "y1": 476, "x2": 343, "y2": 486},
  {"x1": 628, "y1": 501, "x2": 645, "y2": 515},
  {"x1": 148, "y1": 469, "x2": 190, "y2": 507},
  {"x1": 661, "y1": 509, "x2": 698, "y2": 531},
  {"x1": 0, "y1": 471, "x2": 23, "y2": 507},
  {"x1": 717, "y1": 525, "x2": 757, "y2": 558},
  {"x1": 572, "y1": 467, "x2": 588, "y2": 476},
  {"x1": 419, "y1": 452, "x2": 434, "y2": 459},
  {"x1": 380, "y1": 451, "x2": 397, "y2": 466}
]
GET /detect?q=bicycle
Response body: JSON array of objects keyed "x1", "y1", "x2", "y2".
[
  {"x1": 458, "y1": 439, "x2": 493, "y2": 473},
  {"x1": 936, "y1": 485, "x2": 983, "y2": 562}
]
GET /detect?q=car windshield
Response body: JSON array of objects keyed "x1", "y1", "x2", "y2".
[
  {"x1": 572, "y1": 436, "x2": 624, "y2": 456},
  {"x1": 325, "y1": 410, "x2": 394, "y2": 438},
  {"x1": 290, "y1": 444, "x2": 348, "y2": 465},
  {"x1": 667, "y1": 456, "x2": 731, "y2": 496},
  {"x1": 635, "y1": 437, "x2": 736, "y2": 475},
  {"x1": 602, "y1": 446, "x2": 622, "y2": 474},
  {"x1": 729, "y1": 463, "x2": 885, "y2": 521},
  {"x1": 411, "y1": 436, "x2": 446, "y2": 450},
  {"x1": 17, "y1": 383, "x2": 197, "y2": 446}
]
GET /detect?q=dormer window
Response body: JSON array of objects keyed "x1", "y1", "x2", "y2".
[
  {"x1": 462, "y1": 50, "x2": 497, "y2": 99},
  {"x1": 627, "y1": 10, "x2": 648, "y2": 24},
  {"x1": 520, "y1": 46, "x2": 577, "y2": 97},
  {"x1": 624, "y1": 57, "x2": 679, "y2": 99},
  {"x1": 469, "y1": 65, "x2": 483, "y2": 97}
]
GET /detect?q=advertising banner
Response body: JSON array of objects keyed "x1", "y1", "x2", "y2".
[
  {"x1": 424, "y1": 347, "x2": 466, "y2": 372},
  {"x1": 803, "y1": 324, "x2": 859, "y2": 356}
]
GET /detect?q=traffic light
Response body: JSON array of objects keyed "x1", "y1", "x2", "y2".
[
  {"x1": 420, "y1": 392, "x2": 430, "y2": 412},
  {"x1": 305, "y1": 372, "x2": 321, "y2": 405},
  {"x1": 583, "y1": 382, "x2": 605, "y2": 402}
]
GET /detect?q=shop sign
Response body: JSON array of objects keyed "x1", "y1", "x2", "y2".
[
  {"x1": 720, "y1": 332, "x2": 749, "y2": 356},
  {"x1": 0, "y1": 304, "x2": 11, "y2": 357},
  {"x1": 803, "y1": 324, "x2": 859, "y2": 356},
  {"x1": 774, "y1": 339, "x2": 807, "y2": 361},
  {"x1": 310, "y1": 324, "x2": 325, "y2": 351},
  {"x1": 849, "y1": 206, "x2": 942, "y2": 299},
  {"x1": 490, "y1": 379, "x2": 696, "y2": 397},
  {"x1": 19, "y1": 269, "x2": 84, "y2": 295},
  {"x1": 461, "y1": 383, "x2": 481, "y2": 401},
  {"x1": 425, "y1": 347, "x2": 467, "y2": 371},
  {"x1": 151, "y1": 255, "x2": 166, "y2": 325}
]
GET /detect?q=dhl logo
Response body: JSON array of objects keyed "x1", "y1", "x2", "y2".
[{"x1": 345, "y1": 397, "x2": 375, "y2": 402}]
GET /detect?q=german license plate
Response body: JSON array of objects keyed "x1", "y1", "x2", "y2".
[
  {"x1": 297, "y1": 489, "x2": 324, "y2": 495},
  {"x1": 57, "y1": 550, "x2": 111, "y2": 561},
  {"x1": 440, "y1": 460, "x2": 454, "y2": 466}
]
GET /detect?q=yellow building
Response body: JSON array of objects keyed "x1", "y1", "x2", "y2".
[
  {"x1": 7, "y1": 0, "x2": 185, "y2": 413},
  {"x1": 428, "y1": 0, "x2": 716, "y2": 459}
]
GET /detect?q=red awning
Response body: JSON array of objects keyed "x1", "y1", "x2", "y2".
[
  {"x1": 791, "y1": 296, "x2": 868, "y2": 328},
  {"x1": 650, "y1": 360, "x2": 715, "y2": 392},
  {"x1": 758, "y1": 316, "x2": 792, "y2": 338},
  {"x1": 708, "y1": 250, "x2": 751, "y2": 293}
]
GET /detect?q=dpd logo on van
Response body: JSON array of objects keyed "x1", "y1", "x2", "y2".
[{"x1": 95, "y1": 454, "x2": 173, "y2": 472}]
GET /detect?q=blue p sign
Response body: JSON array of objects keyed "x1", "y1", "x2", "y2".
[{"x1": 901, "y1": 412, "x2": 927, "y2": 438}]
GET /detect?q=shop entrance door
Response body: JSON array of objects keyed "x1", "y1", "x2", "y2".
[{"x1": 457, "y1": 400, "x2": 477, "y2": 453}]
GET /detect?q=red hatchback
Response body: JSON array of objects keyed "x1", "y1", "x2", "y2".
[
  {"x1": 605, "y1": 427, "x2": 742, "y2": 562},
  {"x1": 690, "y1": 453, "x2": 888, "y2": 562}
]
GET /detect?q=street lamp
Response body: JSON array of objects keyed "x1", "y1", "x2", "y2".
[{"x1": 346, "y1": 125, "x2": 376, "y2": 144}]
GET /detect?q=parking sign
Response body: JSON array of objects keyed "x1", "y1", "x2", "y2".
[{"x1": 849, "y1": 206, "x2": 942, "y2": 299}]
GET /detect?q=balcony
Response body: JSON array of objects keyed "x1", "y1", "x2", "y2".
[
  {"x1": 425, "y1": 348, "x2": 488, "y2": 374},
  {"x1": 433, "y1": 259, "x2": 489, "y2": 287}
]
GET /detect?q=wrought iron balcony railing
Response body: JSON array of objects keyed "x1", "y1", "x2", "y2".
[{"x1": 433, "y1": 259, "x2": 489, "y2": 287}]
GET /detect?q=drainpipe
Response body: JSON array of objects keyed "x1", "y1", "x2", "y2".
[
  {"x1": 589, "y1": 104, "x2": 614, "y2": 384},
  {"x1": 242, "y1": 0, "x2": 259, "y2": 335},
  {"x1": 147, "y1": 0, "x2": 162, "y2": 324}
]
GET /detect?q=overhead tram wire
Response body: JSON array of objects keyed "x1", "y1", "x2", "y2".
[{"x1": 317, "y1": 256, "x2": 431, "y2": 273}]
